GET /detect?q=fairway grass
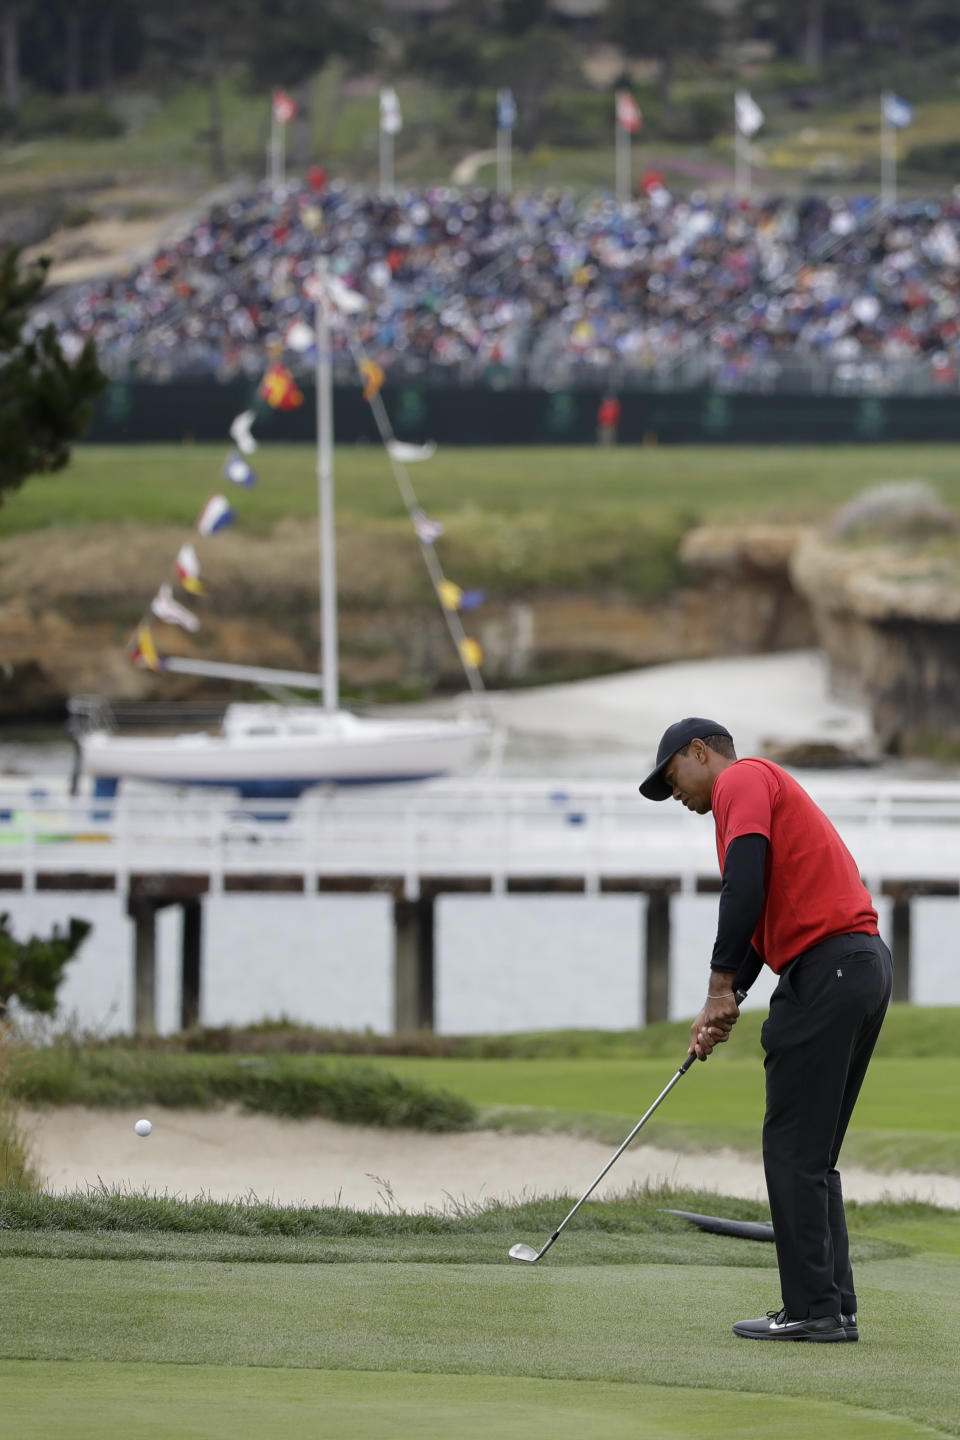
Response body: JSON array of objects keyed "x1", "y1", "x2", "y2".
[
  {"x1": 8, "y1": 443, "x2": 960, "y2": 535},
  {"x1": 0, "y1": 1363, "x2": 945, "y2": 1440},
  {"x1": 4, "y1": 1253, "x2": 958, "y2": 1437}
]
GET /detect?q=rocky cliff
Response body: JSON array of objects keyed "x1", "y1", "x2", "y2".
[{"x1": 4, "y1": 513, "x2": 960, "y2": 757}]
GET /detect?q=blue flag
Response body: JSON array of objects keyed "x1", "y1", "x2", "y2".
[
  {"x1": 883, "y1": 93, "x2": 913, "y2": 129},
  {"x1": 497, "y1": 88, "x2": 517, "y2": 131}
]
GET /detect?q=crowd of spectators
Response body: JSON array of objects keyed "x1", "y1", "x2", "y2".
[{"x1": 36, "y1": 178, "x2": 960, "y2": 394}]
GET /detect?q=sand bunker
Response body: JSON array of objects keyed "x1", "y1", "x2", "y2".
[{"x1": 25, "y1": 1106, "x2": 960, "y2": 1211}]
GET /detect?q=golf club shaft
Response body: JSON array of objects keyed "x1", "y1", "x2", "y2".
[
  {"x1": 535, "y1": 1054, "x2": 697, "y2": 1259},
  {"x1": 535, "y1": 989, "x2": 747, "y2": 1259}
]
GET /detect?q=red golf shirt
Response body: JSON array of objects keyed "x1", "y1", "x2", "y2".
[{"x1": 711, "y1": 758, "x2": 878, "y2": 974}]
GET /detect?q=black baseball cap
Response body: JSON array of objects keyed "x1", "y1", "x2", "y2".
[{"x1": 639, "y1": 717, "x2": 733, "y2": 801}]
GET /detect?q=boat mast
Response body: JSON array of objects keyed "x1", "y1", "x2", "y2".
[{"x1": 315, "y1": 266, "x2": 339, "y2": 713}]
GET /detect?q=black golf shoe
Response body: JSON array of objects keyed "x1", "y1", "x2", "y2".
[
  {"x1": 733, "y1": 1308, "x2": 846, "y2": 1342},
  {"x1": 841, "y1": 1312, "x2": 859, "y2": 1341}
]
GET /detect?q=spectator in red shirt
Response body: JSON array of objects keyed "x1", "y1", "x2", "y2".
[
  {"x1": 640, "y1": 718, "x2": 892, "y2": 1344},
  {"x1": 596, "y1": 394, "x2": 621, "y2": 446}
]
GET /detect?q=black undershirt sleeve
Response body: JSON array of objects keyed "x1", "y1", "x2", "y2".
[{"x1": 710, "y1": 833, "x2": 769, "y2": 984}]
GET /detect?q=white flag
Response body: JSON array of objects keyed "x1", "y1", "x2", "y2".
[
  {"x1": 229, "y1": 410, "x2": 257, "y2": 455},
  {"x1": 151, "y1": 583, "x2": 200, "y2": 633},
  {"x1": 882, "y1": 93, "x2": 913, "y2": 129},
  {"x1": 380, "y1": 87, "x2": 402, "y2": 136},
  {"x1": 387, "y1": 440, "x2": 437, "y2": 464},
  {"x1": 735, "y1": 90, "x2": 764, "y2": 137}
]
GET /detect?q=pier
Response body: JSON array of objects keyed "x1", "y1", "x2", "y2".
[{"x1": 2, "y1": 777, "x2": 959, "y2": 1033}]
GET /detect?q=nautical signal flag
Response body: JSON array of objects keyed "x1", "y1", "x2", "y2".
[
  {"x1": 222, "y1": 451, "x2": 257, "y2": 488},
  {"x1": 360, "y1": 359, "x2": 385, "y2": 402},
  {"x1": 196, "y1": 493, "x2": 234, "y2": 536},
  {"x1": 130, "y1": 624, "x2": 160, "y2": 672},
  {"x1": 437, "y1": 580, "x2": 463, "y2": 611},
  {"x1": 151, "y1": 584, "x2": 200, "y2": 634},
  {"x1": 259, "y1": 363, "x2": 304, "y2": 410},
  {"x1": 175, "y1": 543, "x2": 204, "y2": 595},
  {"x1": 387, "y1": 439, "x2": 436, "y2": 463},
  {"x1": 459, "y1": 637, "x2": 483, "y2": 670},
  {"x1": 229, "y1": 409, "x2": 257, "y2": 455},
  {"x1": 272, "y1": 88, "x2": 297, "y2": 125},
  {"x1": 412, "y1": 509, "x2": 444, "y2": 545},
  {"x1": 615, "y1": 91, "x2": 642, "y2": 134},
  {"x1": 437, "y1": 581, "x2": 486, "y2": 612}
]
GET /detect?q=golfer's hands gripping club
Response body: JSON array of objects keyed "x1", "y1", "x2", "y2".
[{"x1": 689, "y1": 972, "x2": 742, "y2": 1061}]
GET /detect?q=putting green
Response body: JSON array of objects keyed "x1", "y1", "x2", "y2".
[{"x1": 0, "y1": 1363, "x2": 943, "y2": 1440}]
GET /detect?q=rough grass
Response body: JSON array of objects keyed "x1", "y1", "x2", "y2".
[
  {"x1": 9, "y1": 1048, "x2": 474, "y2": 1132},
  {"x1": 0, "y1": 1184, "x2": 938, "y2": 1270},
  {"x1": 0, "y1": 1022, "x2": 41, "y2": 1190},
  {"x1": 102, "y1": 1004, "x2": 958, "y2": 1061}
]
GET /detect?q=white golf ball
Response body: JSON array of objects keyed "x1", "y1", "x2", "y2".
[{"x1": 134, "y1": 1118, "x2": 152, "y2": 1138}]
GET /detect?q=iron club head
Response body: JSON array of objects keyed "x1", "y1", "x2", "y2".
[{"x1": 508, "y1": 1242, "x2": 540, "y2": 1262}]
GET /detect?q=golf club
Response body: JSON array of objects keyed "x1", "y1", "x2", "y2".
[{"x1": 509, "y1": 993, "x2": 746, "y2": 1264}]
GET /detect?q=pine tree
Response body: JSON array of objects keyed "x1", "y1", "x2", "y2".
[{"x1": 0, "y1": 248, "x2": 105, "y2": 508}]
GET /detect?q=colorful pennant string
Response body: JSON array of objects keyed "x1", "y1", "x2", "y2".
[
  {"x1": 196, "y1": 494, "x2": 234, "y2": 536},
  {"x1": 175, "y1": 543, "x2": 204, "y2": 595},
  {"x1": 412, "y1": 509, "x2": 444, "y2": 545},
  {"x1": 360, "y1": 359, "x2": 385, "y2": 402},
  {"x1": 222, "y1": 451, "x2": 257, "y2": 488},
  {"x1": 259, "y1": 363, "x2": 303, "y2": 410},
  {"x1": 459, "y1": 637, "x2": 483, "y2": 669},
  {"x1": 151, "y1": 583, "x2": 200, "y2": 633},
  {"x1": 387, "y1": 440, "x2": 436, "y2": 464},
  {"x1": 229, "y1": 410, "x2": 257, "y2": 455}
]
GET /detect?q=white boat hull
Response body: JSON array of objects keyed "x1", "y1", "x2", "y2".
[{"x1": 80, "y1": 706, "x2": 489, "y2": 790}]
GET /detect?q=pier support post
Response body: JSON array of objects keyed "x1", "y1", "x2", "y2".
[
  {"x1": 890, "y1": 897, "x2": 911, "y2": 1004},
  {"x1": 644, "y1": 888, "x2": 672, "y2": 1025},
  {"x1": 129, "y1": 900, "x2": 158, "y2": 1035},
  {"x1": 181, "y1": 899, "x2": 203, "y2": 1030},
  {"x1": 394, "y1": 895, "x2": 435, "y2": 1032}
]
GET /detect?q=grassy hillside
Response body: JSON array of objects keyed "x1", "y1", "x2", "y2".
[{"x1": 7, "y1": 58, "x2": 960, "y2": 201}]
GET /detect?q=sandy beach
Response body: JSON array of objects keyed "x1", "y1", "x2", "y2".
[{"x1": 25, "y1": 1106, "x2": 960, "y2": 1212}]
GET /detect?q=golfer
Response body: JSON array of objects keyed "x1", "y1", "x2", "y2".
[{"x1": 640, "y1": 718, "x2": 893, "y2": 1343}]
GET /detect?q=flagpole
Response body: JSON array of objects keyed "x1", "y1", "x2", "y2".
[
  {"x1": 881, "y1": 91, "x2": 895, "y2": 208},
  {"x1": 268, "y1": 113, "x2": 284, "y2": 187},
  {"x1": 380, "y1": 127, "x2": 393, "y2": 197},
  {"x1": 497, "y1": 124, "x2": 511, "y2": 196},
  {"x1": 315, "y1": 267, "x2": 338, "y2": 714},
  {"x1": 734, "y1": 110, "x2": 748, "y2": 197},
  {"x1": 615, "y1": 118, "x2": 628, "y2": 204}
]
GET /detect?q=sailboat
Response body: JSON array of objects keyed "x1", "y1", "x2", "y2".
[{"x1": 75, "y1": 271, "x2": 490, "y2": 798}]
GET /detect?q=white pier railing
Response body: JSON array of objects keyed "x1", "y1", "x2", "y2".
[{"x1": 3, "y1": 776, "x2": 960, "y2": 897}]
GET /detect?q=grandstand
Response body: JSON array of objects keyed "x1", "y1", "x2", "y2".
[{"x1": 34, "y1": 180, "x2": 960, "y2": 397}]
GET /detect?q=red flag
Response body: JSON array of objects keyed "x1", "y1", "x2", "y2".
[
  {"x1": 259, "y1": 363, "x2": 304, "y2": 410},
  {"x1": 272, "y1": 88, "x2": 297, "y2": 125},
  {"x1": 616, "y1": 90, "x2": 642, "y2": 134}
]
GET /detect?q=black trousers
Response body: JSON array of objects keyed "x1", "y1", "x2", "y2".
[{"x1": 760, "y1": 932, "x2": 893, "y2": 1320}]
